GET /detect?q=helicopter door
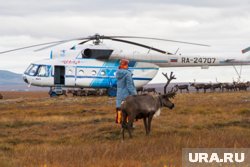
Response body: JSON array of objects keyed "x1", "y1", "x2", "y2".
[{"x1": 54, "y1": 66, "x2": 65, "y2": 85}]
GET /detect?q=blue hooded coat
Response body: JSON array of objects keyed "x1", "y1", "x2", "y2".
[{"x1": 116, "y1": 69, "x2": 137, "y2": 108}]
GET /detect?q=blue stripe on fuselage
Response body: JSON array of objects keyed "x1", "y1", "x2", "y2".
[
  {"x1": 65, "y1": 75, "x2": 152, "y2": 80},
  {"x1": 90, "y1": 60, "x2": 120, "y2": 87},
  {"x1": 89, "y1": 60, "x2": 143, "y2": 88}
]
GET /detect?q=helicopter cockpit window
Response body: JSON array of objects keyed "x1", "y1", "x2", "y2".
[
  {"x1": 25, "y1": 64, "x2": 50, "y2": 77},
  {"x1": 37, "y1": 65, "x2": 49, "y2": 77},
  {"x1": 28, "y1": 65, "x2": 39, "y2": 76},
  {"x1": 25, "y1": 64, "x2": 33, "y2": 74}
]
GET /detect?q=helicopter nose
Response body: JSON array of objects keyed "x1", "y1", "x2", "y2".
[{"x1": 23, "y1": 75, "x2": 29, "y2": 84}]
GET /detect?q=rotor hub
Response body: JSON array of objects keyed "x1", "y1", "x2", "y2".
[{"x1": 92, "y1": 33, "x2": 102, "y2": 45}]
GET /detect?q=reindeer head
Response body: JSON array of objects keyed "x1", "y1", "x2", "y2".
[{"x1": 160, "y1": 88, "x2": 177, "y2": 110}]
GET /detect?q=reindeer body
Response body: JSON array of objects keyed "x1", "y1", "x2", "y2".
[
  {"x1": 190, "y1": 83, "x2": 204, "y2": 93},
  {"x1": 235, "y1": 82, "x2": 249, "y2": 91},
  {"x1": 175, "y1": 84, "x2": 189, "y2": 93},
  {"x1": 222, "y1": 83, "x2": 236, "y2": 92},
  {"x1": 121, "y1": 93, "x2": 175, "y2": 139},
  {"x1": 203, "y1": 84, "x2": 212, "y2": 93},
  {"x1": 211, "y1": 83, "x2": 222, "y2": 92}
]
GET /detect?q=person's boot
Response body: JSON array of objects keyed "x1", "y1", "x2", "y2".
[{"x1": 115, "y1": 108, "x2": 122, "y2": 124}]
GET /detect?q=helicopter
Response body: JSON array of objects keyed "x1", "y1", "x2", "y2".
[{"x1": 1, "y1": 33, "x2": 250, "y2": 96}]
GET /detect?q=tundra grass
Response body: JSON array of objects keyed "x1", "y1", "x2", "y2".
[{"x1": 0, "y1": 91, "x2": 250, "y2": 167}]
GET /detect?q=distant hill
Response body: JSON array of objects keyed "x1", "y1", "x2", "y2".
[
  {"x1": 0, "y1": 70, "x2": 23, "y2": 85},
  {"x1": 0, "y1": 70, "x2": 47, "y2": 91}
]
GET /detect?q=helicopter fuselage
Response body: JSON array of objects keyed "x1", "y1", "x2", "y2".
[
  {"x1": 22, "y1": 58, "x2": 159, "y2": 89},
  {"x1": 22, "y1": 44, "x2": 250, "y2": 90}
]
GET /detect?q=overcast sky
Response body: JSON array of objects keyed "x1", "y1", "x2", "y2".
[{"x1": 0, "y1": 0, "x2": 250, "y2": 83}]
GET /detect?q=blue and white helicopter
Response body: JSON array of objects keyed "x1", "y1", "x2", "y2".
[{"x1": 1, "y1": 34, "x2": 250, "y2": 96}]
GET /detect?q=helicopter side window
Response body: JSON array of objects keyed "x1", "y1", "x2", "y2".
[
  {"x1": 78, "y1": 70, "x2": 84, "y2": 76},
  {"x1": 100, "y1": 70, "x2": 106, "y2": 76},
  {"x1": 37, "y1": 65, "x2": 49, "y2": 77},
  {"x1": 91, "y1": 70, "x2": 97, "y2": 75}
]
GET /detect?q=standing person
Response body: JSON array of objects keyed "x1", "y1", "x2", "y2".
[{"x1": 115, "y1": 59, "x2": 137, "y2": 123}]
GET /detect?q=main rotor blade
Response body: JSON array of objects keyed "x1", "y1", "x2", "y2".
[
  {"x1": 0, "y1": 41, "x2": 64, "y2": 54},
  {"x1": 78, "y1": 39, "x2": 92, "y2": 45},
  {"x1": 0, "y1": 37, "x2": 90, "y2": 54},
  {"x1": 70, "y1": 40, "x2": 92, "y2": 50},
  {"x1": 110, "y1": 38, "x2": 172, "y2": 54},
  {"x1": 34, "y1": 38, "x2": 92, "y2": 52},
  {"x1": 107, "y1": 36, "x2": 210, "y2": 47},
  {"x1": 34, "y1": 41, "x2": 69, "y2": 52},
  {"x1": 0, "y1": 34, "x2": 209, "y2": 54}
]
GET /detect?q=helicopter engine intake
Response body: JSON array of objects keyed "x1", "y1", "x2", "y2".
[{"x1": 81, "y1": 48, "x2": 113, "y2": 59}]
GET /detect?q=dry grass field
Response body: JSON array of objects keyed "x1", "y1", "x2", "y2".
[{"x1": 0, "y1": 91, "x2": 250, "y2": 167}]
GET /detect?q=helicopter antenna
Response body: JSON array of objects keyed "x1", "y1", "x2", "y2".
[
  {"x1": 175, "y1": 48, "x2": 180, "y2": 55},
  {"x1": 147, "y1": 47, "x2": 152, "y2": 55}
]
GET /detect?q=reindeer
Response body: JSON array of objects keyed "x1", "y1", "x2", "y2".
[
  {"x1": 0, "y1": 93, "x2": 3, "y2": 99},
  {"x1": 190, "y1": 80, "x2": 214, "y2": 93},
  {"x1": 174, "y1": 84, "x2": 189, "y2": 93},
  {"x1": 190, "y1": 82, "x2": 204, "y2": 93},
  {"x1": 121, "y1": 91, "x2": 176, "y2": 139},
  {"x1": 234, "y1": 82, "x2": 249, "y2": 91},
  {"x1": 221, "y1": 83, "x2": 236, "y2": 92},
  {"x1": 120, "y1": 72, "x2": 177, "y2": 140},
  {"x1": 203, "y1": 83, "x2": 212, "y2": 93},
  {"x1": 211, "y1": 83, "x2": 222, "y2": 92},
  {"x1": 247, "y1": 81, "x2": 250, "y2": 89},
  {"x1": 211, "y1": 78, "x2": 223, "y2": 92}
]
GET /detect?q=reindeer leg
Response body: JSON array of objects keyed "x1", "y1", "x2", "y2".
[
  {"x1": 147, "y1": 115, "x2": 153, "y2": 135},
  {"x1": 143, "y1": 117, "x2": 148, "y2": 135},
  {"x1": 127, "y1": 116, "x2": 134, "y2": 138},
  {"x1": 121, "y1": 123, "x2": 126, "y2": 140},
  {"x1": 121, "y1": 110, "x2": 128, "y2": 140}
]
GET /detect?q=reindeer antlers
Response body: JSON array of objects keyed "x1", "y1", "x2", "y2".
[
  {"x1": 162, "y1": 72, "x2": 176, "y2": 80},
  {"x1": 162, "y1": 72, "x2": 177, "y2": 94},
  {"x1": 165, "y1": 87, "x2": 178, "y2": 99}
]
